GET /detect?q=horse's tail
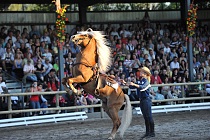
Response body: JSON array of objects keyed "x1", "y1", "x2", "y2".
[{"x1": 118, "y1": 94, "x2": 132, "y2": 138}]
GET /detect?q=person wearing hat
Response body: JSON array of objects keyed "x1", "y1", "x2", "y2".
[{"x1": 125, "y1": 66, "x2": 155, "y2": 139}]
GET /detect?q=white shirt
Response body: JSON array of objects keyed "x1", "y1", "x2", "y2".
[
  {"x1": 40, "y1": 36, "x2": 51, "y2": 44},
  {"x1": 164, "y1": 47, "x2": 171, "y2": 54},
  {"x1": 23, "y1": 64, "x2": 35, "y2": 73},
  {"x1": 5, "y1": 36, "x2": 17, "y2": 44},
  {"x1": 170, "y1": 61, "x2": 180, "y2": 70},
  {"x1": 0, "y1": 82, "x2": 6, "y2": 93}
]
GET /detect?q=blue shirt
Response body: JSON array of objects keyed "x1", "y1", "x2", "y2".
[{"x1": 136, "y1": 78, "x2": 151, "y2": 99}]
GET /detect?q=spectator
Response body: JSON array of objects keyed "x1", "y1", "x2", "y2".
[
  {"x1": 1, "y1": 47, "x2": 14, "y2": 72},
  {"x1": 28, "y1": 82, "x2": 47, "y2": 116},
  {"x1": 52, "y1": 94, "x2": 66, "y2": 113},
  {"x1": 69, "y1": 41, "x2": 80, "y2": 58},
  {"x1": 151, "y1": 70, "x2": 162, "y2": 84},
  {"x1": 0, "y1": 74, "x2": 7, "y2": 104},
  {"x1": 194, "y1": 73, "x2": 207, "y2": 97},
  {"x1": 5, "y1": 31, "x2": 17, "y2": 44},
  {"x1": 78, "y1": 92, "x2": 88, "y2": 112},
  {"x1": 163, "y1": 43, "x2": 171, "y2": 55},
  {"x1": 126, "y1": 39, "x2": 135, "y2": 54},
  {"x1": 23, "y1": 53, "x2": 34, "y2": 66},
  {"x1": 34, "y1": 59, "x2": 46, "y2": 82},
  {"x1": 29, "y1": 25, "x2": 40, "y2": 38},
  {"x1": 22, "y1": 59, "x2": 37, "y2": 84},
  {"x1": 204, "y1": 73, "x2": 210, "y2": 95},
  {"x1": 159, "y1": 68, "x2": 168, "y2": 82},
  {"x1": 43, "y1": 58, "x2": 53, "y2": 76},
  {"x1": 8, "y1": 24, "x2": 17, "y2": 35},
  {"x1": 44, "y1": 69, "x2": 59, "y2": 91},
  {"x1": 170, "y1": 56, "x2": 180, "y2": 70},
  {"x1": 193, "y1": 43, "x2": 201, "y2": 57},
  {"x1": 12, "y1": 52, "x2": 24, "y2": 79},
  {"x1": 123, "y1": 54, "x2": 132, "y2": 71},
  {"x1": 0, "y1": 27, "x2": 7, "y2": 40},
  {"x1": 197, "y1": 51, "x2": 206, "y2": 64},
  {"x1": 172, "y1": 76, "x2": 183, "y2": 98},
  {"x1": 43, "y1": 47, "x2": 52, "y2": 62},
  {"x1": 179, "y1": 60, "x2": 188, "y2": 76},
  {"x1": 86, "y1": 93, "x2": 99, "y2": 113},
  {"x1": 150, "y1": 81, "x2": 164, "y2": 101},
  {"x1": 131, "y1": 54, "x2": 141, "y2": 73}
]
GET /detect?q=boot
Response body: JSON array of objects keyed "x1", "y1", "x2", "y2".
[
  {"x1": 149, "y1": 122, "x2": 155, "y2": 137},
  {"x1": 140, "y1": 120, "x2": 150, "y2": 139}
]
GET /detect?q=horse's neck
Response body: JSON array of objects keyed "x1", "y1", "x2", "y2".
[{"x1": 77, "y1": 46, "x2": 97, "y2": 66}]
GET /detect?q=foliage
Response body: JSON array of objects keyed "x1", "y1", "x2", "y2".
[
  {"x1": 54, "y1": 3, "x2": 69, "y2": 49},
  {"x1": 31, "y1": 4, "x2": 55, "y2": 11},
  {"x1": 186, "y1": 1, "x2": 198, "y2": 37}
]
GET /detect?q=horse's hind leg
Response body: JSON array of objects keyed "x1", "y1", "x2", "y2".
[
  {"x1": 102, "y1": 102, "x2": 120, "y2": 140},
  {"x1": 107, "y1": 106, "x2": 122, "y2": 140}
]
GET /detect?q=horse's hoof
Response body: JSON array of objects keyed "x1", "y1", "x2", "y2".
[
  {"x1": 66, "y1": 82, "x2": 70, "y2": 88},
  {"x1": 108, "y1": 135, "x2": 115, "y2": 140}
]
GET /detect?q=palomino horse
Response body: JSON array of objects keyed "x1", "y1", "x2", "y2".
[{"x1": 62, "y1": 28, "x2": 132, "y2": 140}]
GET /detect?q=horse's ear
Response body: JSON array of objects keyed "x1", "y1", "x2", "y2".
[{"x1": 86, "y1": 28, "x2": 93, "y2": 32}]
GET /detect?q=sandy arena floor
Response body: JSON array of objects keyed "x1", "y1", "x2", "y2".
[{"x1": 0, "y1": 110, "x2": 210, "y2": 140}]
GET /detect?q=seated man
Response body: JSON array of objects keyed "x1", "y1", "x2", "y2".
[
  {"x1": 1, "y1": 47, "x2": 14, "y2": 72},
  {"x1": 194, "y1": 73, "x2": 207, "y2": 97},
  {"x1": 22, "y1": 59, "x2": 37, "y2": 84},
  {"x1": 44, "y1": 69, "x2": 59, "y2": 91}
]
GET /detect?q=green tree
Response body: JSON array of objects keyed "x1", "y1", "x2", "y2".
[{"x1": 30, "y1": 4, "x2": 55, "y2": 11}]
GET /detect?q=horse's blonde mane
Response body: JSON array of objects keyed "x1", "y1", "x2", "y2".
[{"x1": 78, "y1": 28, "x2": 112, "y2": 73}]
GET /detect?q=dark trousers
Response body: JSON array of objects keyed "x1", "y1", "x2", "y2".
[
  {"x1": 140, "y1": 97, "x2": 155, "y2": 134},
  {"x1": 140, "y1": 97, "x2": 154, "y2": 122}
]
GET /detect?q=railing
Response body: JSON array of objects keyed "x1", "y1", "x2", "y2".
[
  {"x1": 2, "y1": 71, "x2": 31, "y2": 109},
  {"x1": 0, "y1": 81, "x2": 210, "y2": 119}
]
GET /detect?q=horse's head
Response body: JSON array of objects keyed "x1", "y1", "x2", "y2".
[{"x1": 71, "y1": 28, "x2": 94, "y2": 47}]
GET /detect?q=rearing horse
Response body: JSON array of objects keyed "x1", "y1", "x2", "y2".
[{"x1": 62, "y1": 28, "x2": 132, "y2": 140}]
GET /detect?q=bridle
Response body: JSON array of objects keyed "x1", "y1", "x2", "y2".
[
  {"x1": 71, "y1": 34, "x2": 92, "y2": 48},
  {"x1": 71, "y1": 34, "x2": 96, "y2": 69}
]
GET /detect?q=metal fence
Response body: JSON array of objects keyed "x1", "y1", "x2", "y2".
[{"x1": 0, "y1": 81, "x2": 210, "y2": 119}]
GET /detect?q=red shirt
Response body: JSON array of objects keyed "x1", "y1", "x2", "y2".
[
  {"x1": 47, "y1": 82, "x2": 57, "y2": 91},
  {"x1": 30, "y1": 95, "x2": 39, "y2": 102},
  {"x1": 151, "y1": 75, "x2": 162, "y2": 84}
]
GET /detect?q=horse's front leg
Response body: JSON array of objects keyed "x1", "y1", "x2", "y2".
[
  {"x1": 68, "y1": 74, "x2": 92, "y2": 95},
  {"x1": 62, "y1": 78, "x2": 73, "y2": 95}
]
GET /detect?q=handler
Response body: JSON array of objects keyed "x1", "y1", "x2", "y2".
[{"x1": 126, "y1": 66, "x2": 155, "y2": 139}]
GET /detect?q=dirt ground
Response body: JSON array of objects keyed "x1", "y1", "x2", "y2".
[{"x1": 0, "y1": 110, "x2": 210, "y2": 140}]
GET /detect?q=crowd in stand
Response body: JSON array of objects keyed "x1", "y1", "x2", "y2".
[{"x1": 0, "y1": 20, "x2": 210, "y2": 115}]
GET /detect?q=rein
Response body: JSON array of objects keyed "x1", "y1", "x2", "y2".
[{"x1": 74, "y1": 36, "x2": 94, "y2": 68}]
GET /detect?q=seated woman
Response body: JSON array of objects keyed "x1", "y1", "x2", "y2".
[
  {"x1": 12, "y1": 51, "x2": 24, "y2": 79},
  {"x1": 34, "y1": 59, "x2": 46, "y2": 82}
]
